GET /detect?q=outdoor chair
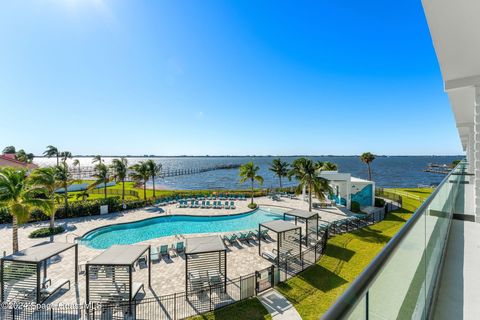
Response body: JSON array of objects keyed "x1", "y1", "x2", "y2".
[
  {"x1": 40, "y1": 279, "x2": 70, "y2": 303},
  {"x1": 160, "y1": 245, "x2": 170, "y2": 258},
  {"x1": 223, "y1": 233, "x2": 237, "y2": 245},
  {"x1": 150, "y1": 247, "x2": 160, "y2": 262},
  {"x1": 175, "y1": 242, "x2": 185, "y2": 254},
  {"x1": 230, "y1": 201, "x2": 236, "y2": 209}
]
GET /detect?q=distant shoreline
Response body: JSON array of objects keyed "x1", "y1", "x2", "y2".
[{"x1": 33, "y1": 155, "x2": 464, "y2": 158}]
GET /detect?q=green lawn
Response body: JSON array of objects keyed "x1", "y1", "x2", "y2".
[
  {"x1": 275, "y1": 191, "x2": 431, "y2": 320},
  {"x1": 187, "y1": 298, "x2": 271, "y2": 320}
]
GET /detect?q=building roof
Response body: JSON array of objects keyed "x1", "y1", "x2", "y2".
[
  {"x1": 2, "y1": 242, "x2": 76, "y2": 263},
  {"x1": 285, "y1": 209, "x2": 318, "y2": 219},
  {"x1": 185, "y1": 235, "x2": 226, "y2": 254},
  {"x1": 260, "y1": 220, "x2": 300, "y2": 233},
  {"x1": 88, "y1": 245, "x2": 150, "y2": 265},
  {"x1": 0, "y1": 154, "x2": 38, "y2": 169}
]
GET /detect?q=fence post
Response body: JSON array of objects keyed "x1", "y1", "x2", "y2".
[
  {"x1": 174, "y1": 292, "x2": 177, "y2": 320},
  {"x1": 209, "y1": 285, "x2": 213, "y2": 311}
]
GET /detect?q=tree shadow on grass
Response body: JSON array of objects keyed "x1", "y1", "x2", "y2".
[
  {"x1": 324, "y1": 244, "x2": 356, "y2": 261},
  {"x1": 281, "y1": 265, "x2": 349, "y2": 293},
  {"x1": 349, "y1": 228, "x2": 392, "y2": 244}
]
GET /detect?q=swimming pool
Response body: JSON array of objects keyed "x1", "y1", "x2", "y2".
[{"x1": 80, "y1": 207, "x2": 291, "y2": 249}]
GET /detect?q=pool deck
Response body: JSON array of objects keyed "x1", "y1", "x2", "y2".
[{"x1": 0, "y1": 196, "x2": 355, "y2": 306}]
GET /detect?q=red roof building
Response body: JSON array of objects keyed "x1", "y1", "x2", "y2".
[{"x1": 0, "y1": 154, "x2": 38, "y2": 169}]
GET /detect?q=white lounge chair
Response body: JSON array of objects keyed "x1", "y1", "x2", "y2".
[{"x1": 40, "y1": 279, "x2": 70, "y2": 302}]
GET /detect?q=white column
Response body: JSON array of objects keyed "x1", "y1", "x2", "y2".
[{"x1": 474, "y1": 86, "x2": 480, "y2": 220}]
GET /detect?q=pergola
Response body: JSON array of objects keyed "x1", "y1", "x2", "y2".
[
  {"x1": 283, "y1": 209, "x2": 319, "y2": 246},
  {"x1": 185, "y1": 235, "x2": 227, "y2": 294},
  {"x1": 0, "y1": 242, "x2": 78, "y2": 304},
  {"x1": 258, "y1": 220, "x2": 302, "y2": 266},
  {"x1": 86, "y1": 244, "x2": 151, "y2": 307}
]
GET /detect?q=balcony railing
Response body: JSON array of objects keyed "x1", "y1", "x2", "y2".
[{"x1": 322, "y1": 160, "x2": 468, "y2": 320}]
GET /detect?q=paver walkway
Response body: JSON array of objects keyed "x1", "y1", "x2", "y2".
[{"x1": 258, "y1": 289, "x2": 302, "y2": 320}]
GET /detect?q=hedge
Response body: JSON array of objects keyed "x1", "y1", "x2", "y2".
[{"x1": 0, "y1": 189, "x2": 268, "y2": 224}]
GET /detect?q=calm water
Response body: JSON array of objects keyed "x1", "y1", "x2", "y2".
[
  {"x1": 34, "y1": 155, "x2": 461, "y2": 189},
  {"x1": 81, "y1": 207, "x2": 289, "y2": 249}
]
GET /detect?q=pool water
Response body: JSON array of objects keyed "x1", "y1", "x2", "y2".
[{"x1": 81, "y1": 207, "x2": 290, "y2": 249}]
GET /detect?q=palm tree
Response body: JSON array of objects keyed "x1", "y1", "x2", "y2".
[
  {"x1": 0, "y1": 168, "x2": 52, "y2": 252},
  {"x1": 60, "y1": 151, "x2": 72, "y2": 163},
  {"x1": 145, "y1": 160, "x2": 162, "y2": 198},
  {"x1": 269, "y1": 158, "x2": 289, "y2": 189},
  {"x1": 72, "y1": 159, "x2": 81, "y2": 177},
  {"x1": 360, "y1": 152, "x2": 375, "y2": 181},
  {"x1": 111, "y1": 158, "x2": 128, "y2": 200},
  {"x1": 288, "y1": 158, "x2": 332, "y2": 212},
  {"x1": 91, "y1": 163, "x2": 111, "y2": 199},
  {"x1": 239, "y1": 162, "x2": 264, "y2": 205},
  {"x1": 2, "y1": 146, "x2": 15, "y2": 154},
  {"x1": 315, "y1": 161, "x2": 338, "y2": 171},
  {"x1": 44, "y1": 145, "x2": 59, "y2": 165},
  {"x1": 129, "y1": 161, "x2": 150, "y2": 200},
  {"x1": 92, "y1": 155, "x2": 102, "y2": 164},
  {"x1": 55, "y1": 163, "x2": 73, "y2": 212},
  {"x1": 29, "y1": 167, "x2": 62, "y2": 230}
]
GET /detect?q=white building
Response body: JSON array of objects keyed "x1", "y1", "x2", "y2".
[{"x1": 319, "y1": 171, "x2": 375, "y2": 209}]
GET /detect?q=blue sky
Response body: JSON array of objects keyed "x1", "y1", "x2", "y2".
[{"x1": 0, "y1": 0, "x2": 462, "y2": 156}]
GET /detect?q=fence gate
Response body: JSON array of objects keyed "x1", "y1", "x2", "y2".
[{"x1": 256, "y1": 265, "x2": 274, "y2": 293}]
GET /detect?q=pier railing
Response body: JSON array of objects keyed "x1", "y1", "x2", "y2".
[{"x1": 69, "y1": 164, "x2": 241, "y2": 180}]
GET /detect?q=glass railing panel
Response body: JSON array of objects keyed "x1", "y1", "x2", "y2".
[{"x1": 367, "y1": 207, "x2": 426, "y2": 320}]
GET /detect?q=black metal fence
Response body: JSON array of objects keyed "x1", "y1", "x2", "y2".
[{"x1": 0, "y1": 211, "x2": 387, "y2": 320}]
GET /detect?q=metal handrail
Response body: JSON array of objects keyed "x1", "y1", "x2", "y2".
[{"x1": 321, "y1": 160, "x2": 465, "y2": 320}]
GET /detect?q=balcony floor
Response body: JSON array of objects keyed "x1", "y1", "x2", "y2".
[{"x1": 432, "y1": 220, "x2": 480, "y2": 319}]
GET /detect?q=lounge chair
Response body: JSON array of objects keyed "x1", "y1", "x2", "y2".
[
  {"x1": 246, "y1": 231, "x2": 256, "y2": 241},
  {"x1": 257, "y1": 229, "x2": 269, "y2": 239},
  {"x1": 230, "y1": 201, "x2": 236, "y2": 209},
  {"x1": 237, "y1": 232, "x2": 248, "y2": 243},
  {"x1": 224, "y1": 201, "x2": 230, "y2": 209},
  {"x1": 150, "y1": 247, "x2": 160, "y2": 262},
  {"x1": 40, "y1": 279, "x2": 70, "y2": 303},
  {"x1": 201, "y1": 201, "x2": 206, "y2": 208},
  {"x1": 176, "y1": 242, "x2": 185, "y2": 254},
  {"x1": 223, "y1": 234, "x2": 237, "y2": 245},
  {"x1": 188, "y1": 272, "x2": 207, "y2": 291},
  {"x1": 262, "y1": 250, "x2": 277, "y2": 262},
  {"x1": 212, "y1": 201, "x2": 218, "y2": 208},
  {"x1": 160, "y1": 245, "x2": 170, "y2": 258},
  {"x1": 208, "y1": 271, "x2": 223, "y2": 286},
  {"x1": 206, "y1": 201, "x2": 212, "y2": 208}
]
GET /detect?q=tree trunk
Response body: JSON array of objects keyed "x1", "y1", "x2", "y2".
[
  {"x1": 143, "y1": 180, "x2": 147, "y2": 200},
  {"x1": 56, "y1": 155, "x2": 59, "y2": 166},
  {"x1": 251, "y1": 179, "x2": 254, "y2": 205},
  {"x1": 12, "y1": 215, "x2": 18, "y2": 253},
  {"x1": 104, "y1": 182, "x2": 107, "y2": 199},
  {"x1": 64, "y1": 182, "x2": 69, "y2": 215},
  {"x1": 122, "y1": 180, "x2": 125, "y2": 200},
  {"x1": 49, "y1": 213, "x2": 55, "y2": 229},
  {"x1": 279, "y1": 176, "x2": 282, "y2": 189},
  {"x1": 308, "y1": 182, "x2": 312, "y2": 212},
  {"x1": 153, "y1": 175, "x2": 156, "y2": 198},
  {"x1": 367, "y1": 164, "x2": 372, "y2": 181}
]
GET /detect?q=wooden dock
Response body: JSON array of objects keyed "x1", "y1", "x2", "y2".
[{"x1": 69, "y1": 163, "x2": 241, "y2": 180}]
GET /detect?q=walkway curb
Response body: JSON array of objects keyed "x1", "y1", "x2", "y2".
[{"x1": 258, "y1": 289, "x2": 302, "y2": 320}]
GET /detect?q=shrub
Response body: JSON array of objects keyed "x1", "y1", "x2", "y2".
[
  {"x1": 248, "y1": 203, "x2": 258, "y2": 209},
  {"x1": 351, "y1": 201, "x2": 360, "y2": 213},
  {"x1": 29, "y1": 226, "x2": 65, "y2": 238},
  {"x1": 374, "y1": 197, "x2": 386, "y2": 207}
]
